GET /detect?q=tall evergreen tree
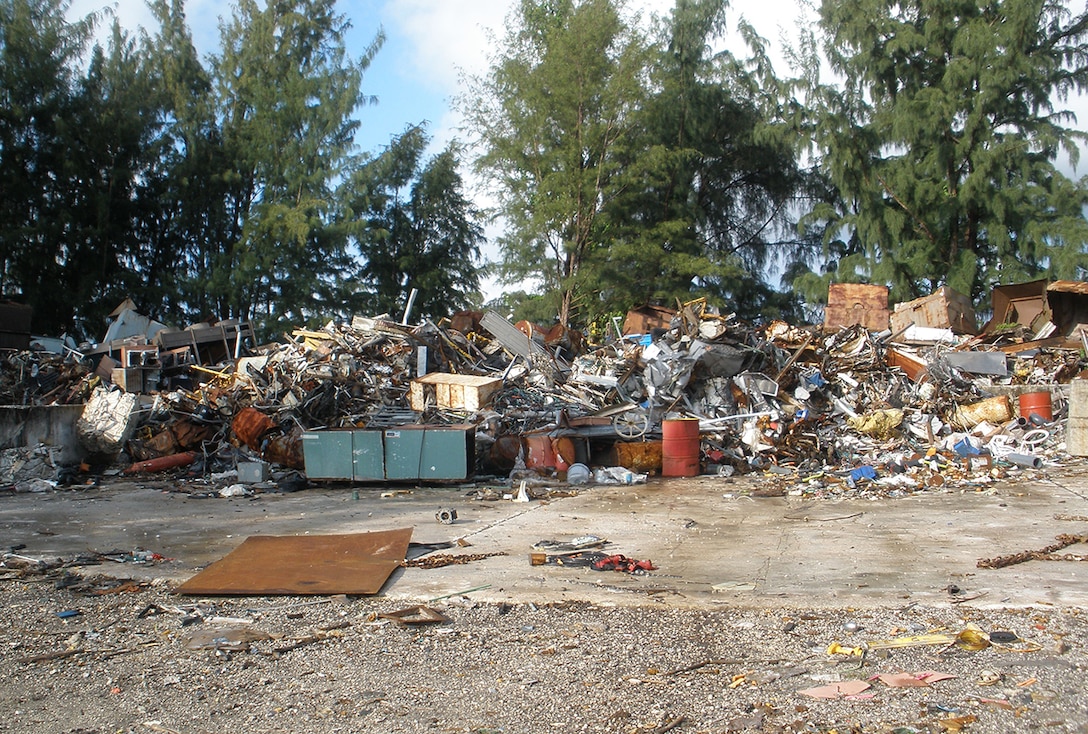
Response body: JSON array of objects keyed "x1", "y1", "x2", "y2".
[
  {"x1": 803, "y1": 0, "x2": 1088, "y2": 304},
  {"x1": 66, "y1": 22, "x2": 169, "y2": 331},
  {"x1": 143, "y1": 0, "x2": 233, "y2": 324},
  {"x1": 597, "y1": 0, "x2": 808, "y2": 322},
  {"x1": 0, "y1": 0, "x2": 97, "y2": 333},
  {"x1": 208, "y1": 0, "x2": 382, "y2": 338},
  {"x1": 349, "y1": 126, "x2": 484, "y2": 321},
  {"x1": 464, "y1": 0, "x2": 651, "y2": 327}
]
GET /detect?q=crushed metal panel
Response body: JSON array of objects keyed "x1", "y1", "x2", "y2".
[
  {"x1": 175, "y1": 528, "x2": 413, "y2": 596},
  {"x1": 622, "y1": 305, "x2": 676, "y2": 335},
  {"x1": 942, "y1": 351, "x2": 1009, "y2": 377},
  {"x1": 480, "y1": 311, "x2": 547, "y2": 360},
  {"x1": 824, "y1": 284, "x2": 889, "y2": 332},
  {"x1": 76, "y1": 387, "x2": 141, "y2": 455},
  {"x1": 890, "y1": 286, "x2": 977, "y2": 334},
  {"x1": 1045, "y1": 281, "x2": 1088, "y2": 337},
  {"x1": 984, "y1": 280, "x2": 1048, "y2": 333}
]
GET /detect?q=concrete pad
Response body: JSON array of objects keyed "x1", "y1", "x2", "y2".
[{"x1": 2, "y1": 466, "x2": 1087, "y2": 610}]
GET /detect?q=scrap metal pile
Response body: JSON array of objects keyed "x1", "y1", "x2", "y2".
[{"x1": 3, "y1": 286, "x2": 1086, "y2": 494}]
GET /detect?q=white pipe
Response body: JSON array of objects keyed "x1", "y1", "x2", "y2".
[{"x1": 401, "y1": 288, "x2": 419, "y2": 325}]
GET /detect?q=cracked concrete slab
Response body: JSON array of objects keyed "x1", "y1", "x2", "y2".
[{"x1": 2, "y1": 466, "x2": 1087, "y2": 609}]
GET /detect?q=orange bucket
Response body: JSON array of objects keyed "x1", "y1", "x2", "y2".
[
  {"x1": 1018, "y1": 391, "x2": 1053, "y2": 422},
  {"x1": 661, "y1": 418, "x2": 701, "y2": 477}
]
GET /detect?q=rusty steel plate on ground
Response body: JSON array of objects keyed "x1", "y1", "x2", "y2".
[{"x1": 175, "y1": 528, "x2": 413, "y2": 596}]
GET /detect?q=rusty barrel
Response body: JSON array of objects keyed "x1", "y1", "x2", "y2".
[
  {"x1": 1018, "y1": 391, "x2": 1053, "y2": 422},
  {"x1": 661, "y1": 418, "x2": 701, "y2": 477}
]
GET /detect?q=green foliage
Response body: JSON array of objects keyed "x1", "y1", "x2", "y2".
[
  {"x1": 803, "y1": 0, "x2": 1088, "y2": 304},
  {"x1": 0, "y1": 0, "x2": 406, "y2": 342},
  {"x1": 208, "y1": 0, "x2": 383, "y2": 338},
  {"x1": 0, "y1": 0, "x2": 99, "y2": 333},
  {"x1": 597, "y1": 0, "x2": 811, "y2": 323},
  {"x1": 463, "y1": 0, "x2": 651, "y2": 327},
  {"x1": 465, "y1": 0, "x2": 814, "y2": 326},
  {"x1": 348, "y1": 125, "x2": 484, "y2": 321}
]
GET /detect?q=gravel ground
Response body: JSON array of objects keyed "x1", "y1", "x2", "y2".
[{"x1": 1, "y1": 569, "x2": 1086, "y2": 734}]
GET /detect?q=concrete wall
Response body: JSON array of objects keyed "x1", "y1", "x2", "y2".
[{"x1": 0, "y1": 405, "x2": 84, "y2": 464}]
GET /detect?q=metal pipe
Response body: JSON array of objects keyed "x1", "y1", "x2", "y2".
[
  {"x1": 1005, "y1": 453, "x2": 1042, "y2": 469},
  {"x1": 401, "y1": 288, "x2": 419, "y2": 325}
]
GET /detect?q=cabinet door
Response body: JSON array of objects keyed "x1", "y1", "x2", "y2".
[
  {"x1": 351, "y1": 431, "x2": 384, "y2": 481},
  {"x1": 384, "y1": 428, "x2": 424, "y2": 480},
  {"x1": 420, "y1": 427, "x2": 473, "y2": 480},
  {"x1": 301, "y1": 431, "x2": 354, "y2": 480}
]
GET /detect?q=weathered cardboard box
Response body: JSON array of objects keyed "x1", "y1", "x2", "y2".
[
  {"x1": 409, "y1": 373, "x2": 503, "y2": 412},
  {"x1": 891, "y1": 286, "x2": 977, "y2": 335},
  {"x1": 824, "y1": 284, "x2": 889, "y2": 332}
]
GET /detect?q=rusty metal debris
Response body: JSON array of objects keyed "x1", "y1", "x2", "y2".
[
  {"x1": 1, "y1": 283, "x2": 1085, "y2": 495},
  {"x1": 976, "y1": 533, "x2": 1088, "y2": 569},
  {"x1": 403, "y1": 552, "x2": 507, "y2": 569}
]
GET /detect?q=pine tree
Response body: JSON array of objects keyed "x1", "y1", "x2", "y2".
[{"x1": 806, "y1": 0, "x2": 1088, "y2": 303}]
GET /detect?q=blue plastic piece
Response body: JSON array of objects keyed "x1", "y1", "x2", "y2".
[
  {"x1": 849, "y1": 465, "x2": 878, "y2": 482},
  {"x1": 953, "y1": 437, "x2": 981, "y2": 457}
]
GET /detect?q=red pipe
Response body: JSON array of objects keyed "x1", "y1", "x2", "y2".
[{"x1": 124, "y1": 451, "x2": 198, "y2": 475}]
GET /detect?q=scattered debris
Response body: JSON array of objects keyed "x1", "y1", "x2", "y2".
[
  {"x1": 377, "y1": 605, "x2": 450, "y2": 625},
  {"x1": 403, "y1": 552, "x2": 507, "y2": 569},
  {"x1": 4, "y1": 281, "x2": 1087, "y2": 496}
]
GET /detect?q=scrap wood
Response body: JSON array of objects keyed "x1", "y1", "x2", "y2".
[
  {"x1": 977, "y1": 533, "x2": 1088, "y2": 569},
  {"x1": 647, "y1": 715, "x2": 688, "y2": 734},
  {"x1": 378, "y1": 605, "x2": 449, "y2": 625},
  {"x1": 937, "y1": 715, "x2": 978, "y2": 732}
]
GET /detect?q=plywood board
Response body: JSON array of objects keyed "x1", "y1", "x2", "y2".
[{"x1": 176, "y1": 528, "x2": 413, "y2": 596}]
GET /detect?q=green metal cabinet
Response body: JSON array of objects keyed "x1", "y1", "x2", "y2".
[
  {"x1": 301, "y1": 430, "x2": 354, "y2": 480},
  {"x1": 303, "y1": 425, "x2": 475, "y2": 482},
  {"x1": 351, "y1": 431, "x2": 384, "y2": 481},
  {"x1": 420, "y1": 425, "x2": 474, "y2": 480},
  {"x1": 383, "y1": 427, "x2": 426, "y2": 480}
]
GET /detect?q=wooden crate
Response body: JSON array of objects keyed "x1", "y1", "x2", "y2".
[
  {"x1": 409, "y1": 373, "x2": 503, "y2": 412},
  {"x1": 890, "y1": 286, "x2": 977, "y2": 335}
]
